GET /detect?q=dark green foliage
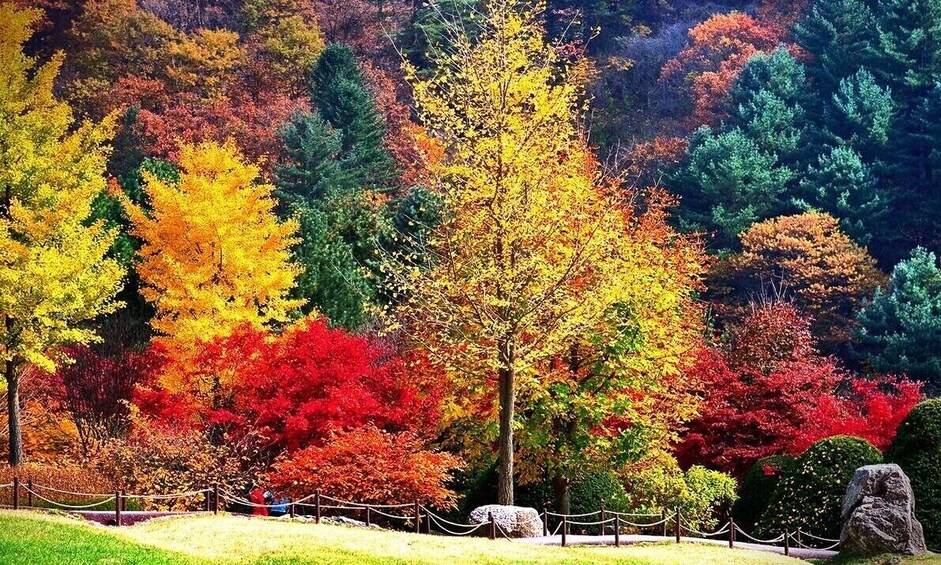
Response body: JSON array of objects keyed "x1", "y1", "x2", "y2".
[
  {"x1": 885, "y1": 399, "x2": 941, "y2": 547},
  {"x1": 671, "y1": 127, "x2": 794, "y2": 248},
  {"x1": 309, "y1": 44, "x2": 396, "y2": 190},
  {"x1": 399, "y1": 0, "x2": 480, "y2": 73},
  {"x1": 757, "y1": 436, "x2": 882, "y2": 538},
  {"x1": 732, "y1": 455, "x2": 794, "y2": 533},
  {"x1": 276, "y1": 44, "x2": 404, "y2": 328},
  {"x1": 823, "y1": 69, "x2": 893, "y2": 157},
  {"x1": 290, "y1": 204, "x2": 377, "y2": 329},
  {"x1": 275, "y1": 111, "x2": 353, "y2": 207},
  {"x1": 794, "y1": 0, "x2": 878, "y2": 93},
  {"x1": 797, "y1": 146, "x2": 887, "y2": 244},
  {"x1": 855, "y1": 248, "x2": 941, "y2": 393},
  {"x1": 384, "y1": 186, "x2": 443, "y2": 269},
  {"x1": 730, "y1": 48, "x2": 809, "y2": 159},
  {"x1": 569, "y1": 472, "x2": 630, "y2": 515}
]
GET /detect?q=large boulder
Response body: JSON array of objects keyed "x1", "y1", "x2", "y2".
[
  {"x1": 840, "y1": 464, "x2": 927, "y2": 555},
  {"x1": 469, "y1": 505, "x2": 543, "y2": 538}
]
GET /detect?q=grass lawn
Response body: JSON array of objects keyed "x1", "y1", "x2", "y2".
[{"x1": 0, "y1": 510, "x2": 810, "y2": 565}]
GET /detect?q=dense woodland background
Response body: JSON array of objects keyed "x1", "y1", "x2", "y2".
[{"x1": 3, "y1": 0, "x2": 941, "y2": 549}]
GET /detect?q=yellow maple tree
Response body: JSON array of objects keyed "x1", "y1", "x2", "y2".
[
  {"x1": 124, "y1": 140, "x2": 303, "y2": 358},
  {"x1": 0, "y1": 4, "x2": 125, "y2": 465},
  {"x1": 392, "y1": 1, "x2": 706, "y2": 504}
]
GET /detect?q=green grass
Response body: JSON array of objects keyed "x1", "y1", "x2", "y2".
[{"x1": 0, "y1": 510, "x2": 805, "y2": 565}]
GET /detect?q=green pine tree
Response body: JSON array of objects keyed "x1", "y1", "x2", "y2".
[
  {"x1": 309, "y1": 44, "x2": 396, "y2": 190},
  {"x1": 855, "y1": 247, "x2": 941, "y2": 393}
]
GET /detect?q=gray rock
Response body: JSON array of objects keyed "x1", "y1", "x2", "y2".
[
  {"x1": 840, "y1": 464, "x2": 927, "y2": 555},
  {"x1": 469, "y1": 505, "x2": 543, "y2": 538}
]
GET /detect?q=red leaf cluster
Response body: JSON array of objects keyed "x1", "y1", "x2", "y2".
[
  {"x1": 135, "y1": 319, "x2": 445, "y2": 459},
  {"x1": 677, "y1": 302, "x2": 921, "y2": 476},
  {"x1": 266, "y1": 424, "x2": 461, "y2": 508}
]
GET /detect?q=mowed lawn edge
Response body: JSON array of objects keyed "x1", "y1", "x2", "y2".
[{"x1": 0, "y1": 510, "x2": 807, "y2": 565}]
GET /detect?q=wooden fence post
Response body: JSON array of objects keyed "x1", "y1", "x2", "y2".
[
  {"x1": 784, "y1": 531, "x2": 790, "y2": 556},
  {"x1": 600, "y1": 500, "x2": 606, "y2": 537},
  {"x1": 728, "y1": 518, "x2": 734, "y2": 548},
  {"x1": 115, "y1": 490, "x2": 122, "y2": 527},
  {"x1": 614, "y1": 514, "x2": 620, "y2": 547},
  {"x1": 12, "y1": 477, "x2": 18, "y2": 510},
  {"x1": 315, "y1": 492, "x2": 321, "y2": 523},
  {"x1": 542, "y1": 506, "x2": 548, "y2": 537},
  {"x1": 675, "y1": 508, "x2": 681, "y2": 543},
  {"x1": 26, "y1": 479, "x2": 32, "y2": 508},
  {"x1": 561, "y1": 515, "x2": 567, "y2": 547},
  {"x1": 488, "y1": 511, "x2": 495, "y2": 540}
]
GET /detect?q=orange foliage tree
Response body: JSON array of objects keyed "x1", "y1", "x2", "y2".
[
  {"x1": 732, "y1": 212, "x2": 884, "y2": 344},
  {"x1": 661, "y1": 12, "x2": 786, "y2": 126},
  {"x1": 267, "y1": 424, "x2": 461, "y2": 508}
]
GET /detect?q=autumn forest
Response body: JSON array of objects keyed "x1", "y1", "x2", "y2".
[{"x1": 2, "y1": 0, "x2": 941, "y2": 550}]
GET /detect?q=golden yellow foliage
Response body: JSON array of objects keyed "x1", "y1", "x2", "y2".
[
  {"x1": 124, "y1": 141, "x2": 303, "y2": 354},
  {"x1": 393, "y1": 1, "x2": 706, "y2": 502},
  {"x1": 0, "y1": 3, "x2": 125, "y2": 464},
  {"x1": 166, "y1": 28, "x2": 244, "y2": 103}
]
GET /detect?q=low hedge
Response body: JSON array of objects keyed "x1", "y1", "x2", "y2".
[
  {"x1": 757, "y1": 436, "x2": 881, "y2": 538},
  {"x1": 886, "y1": 399, "x2": 941, "y2": 548}
]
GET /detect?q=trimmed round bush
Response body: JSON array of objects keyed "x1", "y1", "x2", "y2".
[
  {"x1": 757, "y1": 436, "x2": 881, "y2": 538},
  {"x1": 733, "y1": 455, "x2": 794, "y2": 532},
  {"x1": 514, "y1": 471, "x2": 629, "y2": 515},
  {"x1": 886, "y1": 399, "x2": 941, "y2": 548},
  {"x1": 570, "y1": 472, "x2": 630, "y2": 515}
]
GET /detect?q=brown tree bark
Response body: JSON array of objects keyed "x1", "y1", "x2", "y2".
[
  {"x1": 6, "y1": 359, "x2": 21, "y2": 466},
  {"x1": 497, "y1": 339, "x2": 515, "y2": 505}
]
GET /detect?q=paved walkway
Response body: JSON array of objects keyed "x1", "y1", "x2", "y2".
[
  {"x1": 518, "y1": 533, "x2": 838, "y2": 560},
  {"x1": 72, "y1": 510, "x2": 196, "y2": 526}
]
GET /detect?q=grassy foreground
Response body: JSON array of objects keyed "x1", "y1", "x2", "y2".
[{"x1": 0, "y1": 510, "x2": 806, "y2": 565}]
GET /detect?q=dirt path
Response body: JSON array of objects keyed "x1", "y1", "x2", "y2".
[{"x1": 517, "y1": 533, "x2": 838, "y2": 560}]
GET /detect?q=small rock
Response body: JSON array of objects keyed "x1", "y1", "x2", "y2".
[
  {"x1": 840, "y1": 464, "x2": 927, "y2": 556},
  {"x1": 469, "y1": 505, "x2": 543, "y2": 538}
]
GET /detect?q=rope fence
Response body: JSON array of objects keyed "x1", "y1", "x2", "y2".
[{"x1": 0, "y1": 479, "x2": 844, "y2": 553}]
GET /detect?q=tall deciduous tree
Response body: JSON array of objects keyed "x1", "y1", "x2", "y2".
[
  {"x1": 123, "y1": 141, "x2": 303, "y2": 352},
  {"x1": 394, "y1": 1, "x2": 705, "y2": 504},
  {"x1": 0, "y1": 4, "x2": 125, "y2": 465}
]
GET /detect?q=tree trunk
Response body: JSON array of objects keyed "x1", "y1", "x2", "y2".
[
  {"x1": 497, "y1": 340, "x2": 515, "y2": 505},
  {"x1": 552, "y1": 473, "x2": 571, "y2": 515},
  {"x1": 6, "y1": 360, "x2": 21, "y2": 466}
]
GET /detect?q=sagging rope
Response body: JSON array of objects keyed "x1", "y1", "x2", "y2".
[
  {"x1": 733, "y1": 524, "x2": 784, "y2": 544},
  {"x1": 680, "y1": 520, "x2": 730, "y2": 538},
  {"x1": 20, "y1": 485, "x2": 116, "y2": 510}
]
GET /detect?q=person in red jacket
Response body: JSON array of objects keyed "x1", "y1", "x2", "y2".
[{"x1": 249, "y1": 486, "x2": 268, "y2": 516}]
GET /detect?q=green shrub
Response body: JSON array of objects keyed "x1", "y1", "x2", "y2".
[
  {"x1": 623, "y1": 457, "x2": 737, "y2": 531},
  {"x1": 570, "y1": 472, "x2": 630, "y2": 515},
  {"x1": 886, "y1": 399, "x2": 941, "y2": 548},
  {"x1": 758, "y1": 436, "x2": 881, "y2": 538},
  {"x1": 733, "y1": 455, "x2": 794, "y2": 532}
]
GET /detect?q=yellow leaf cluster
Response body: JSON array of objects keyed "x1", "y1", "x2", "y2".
[
  {"x1": 395, "y1": 1, "x2": 706, "y2": 437},
  {"x1": 124, "y1": 140, "x2": 304, "y2": 353},
  {"x1": 0, "y1": 3, "x2": 124, "y2": 374}
]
